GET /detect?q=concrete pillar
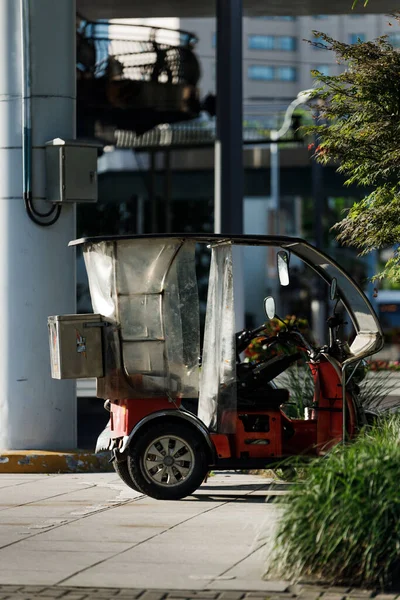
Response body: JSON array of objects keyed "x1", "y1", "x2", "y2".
[{"x1": 0, "y1": 0, "x2": 76, "y2": 449}]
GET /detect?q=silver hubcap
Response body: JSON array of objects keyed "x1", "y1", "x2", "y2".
[{"x1": 143, "y1": 434, "x2": 195, "y2": 487}]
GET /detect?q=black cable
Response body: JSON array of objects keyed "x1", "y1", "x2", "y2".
[
  {"x1": 24, "y1": 196, "x2": 62, "y2": 227},
  {"x1": 28, "y1": 197, "x2": 58, "y2": 218}
]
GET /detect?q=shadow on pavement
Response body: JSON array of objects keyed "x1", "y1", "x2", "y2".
[
  {"x1": 186, "y1": 494, "x2": 269, "y2": 502},
  {"x1": 199, "y1": 483, "x2": 292, "y2": 491},
  {"x1": 185, "y1": 483, "x2": 292, "y2": 502}
]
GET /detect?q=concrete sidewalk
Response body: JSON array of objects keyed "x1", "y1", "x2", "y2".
[
  {"x1": 0, "y1": 472, "x2": 384, "y2": 600},
  {"x1": 0, "y1": 471, "x2": 284, "y2": 590}
]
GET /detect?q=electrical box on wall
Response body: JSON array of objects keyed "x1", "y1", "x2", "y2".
[{"x1": 45, "y1": 138, "x2": 102, "y2": 204}]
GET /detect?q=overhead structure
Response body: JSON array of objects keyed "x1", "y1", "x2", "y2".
[
  {"x1": 77, "y1": 0, "x2": 396, "y2": 18},
  {"x1": 77, "y1": 0, "x2": 390, "y2": 238},
  {"x1": 78, "y1": 0, "x2": 390, "y2": 238},
  {"x1": 77, "y1": 19, "x2": 202, "y2": 138}
]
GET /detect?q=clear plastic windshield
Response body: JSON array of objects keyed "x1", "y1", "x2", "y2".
[
  {"x1": 198, "y1": 244, "x2": 236, "y2": 432},
  {"x1": 284, "y1": 242, "x2": 383, "y2": 360}
]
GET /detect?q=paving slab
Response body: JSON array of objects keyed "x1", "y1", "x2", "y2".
[
  {"x1": 0, "y1": 472, "x2": 282, "y2": 591},
  {"x1": 0, "y1": 471, "x2": 385, "y2": 599},
  {"x1": 0, "y1": 588, "x2": 388, "y2": 600}
]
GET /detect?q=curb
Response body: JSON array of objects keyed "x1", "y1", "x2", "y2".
[{"x1": 0, "y1": 450, "x2": 113, "y2": 474}]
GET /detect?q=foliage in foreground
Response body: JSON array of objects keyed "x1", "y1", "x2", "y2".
[
  {"x1": 304, "y1": 18, "x2": 400, "y2": 282},
  {"x1": 357, "y1": 368, "x2": 397, "y2": 410},
  {"x1": 267, "y1": 415, "x2": 400, "y2": 589}
]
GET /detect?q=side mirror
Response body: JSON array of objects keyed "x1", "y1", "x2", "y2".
[
  {"x1": 330, "y1": 277, "x2": 339, "y2": 301},
  {"x1": 264, "y1": 296, "x2": 276, "y2": 320},
  {"x1": 277, "y1": 251, "x2": 290, "y2": 286}
]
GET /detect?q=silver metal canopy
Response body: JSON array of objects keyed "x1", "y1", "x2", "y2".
[{"x1": 77, "y1": 0, "x2": 394, "y2": 19}]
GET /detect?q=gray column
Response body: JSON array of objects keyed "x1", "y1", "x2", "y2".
[
  {"x1": 0, "y1": 0, "x2": 76, "y2": 449},
  {"x1": 164, "y1": 150, "x2": 172, "y2": 233},
  {"x1": 270, "y1": 133, "x2": 280, "y2": 233},
  {"x1": 214, "y1": 0, "x2": 243, "y2": 234},
  {"x1": 311, "y1": 135, "x2": 327, "y2": 345},
  {"x1": 149, "y1": 150, "x2": 157, "y2": 233}
]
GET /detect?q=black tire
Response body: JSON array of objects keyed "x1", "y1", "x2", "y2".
[
  {"x1": 127, "y1": 421, "x2": 209, "y2": 500},
  {"x1": 113, "y1": 459, "x2": 143, "y2": 493}
]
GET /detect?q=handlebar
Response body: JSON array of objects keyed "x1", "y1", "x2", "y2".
[
  {"x1": 238, "y1": 309, "x2": 351, "y2": 366},
  {"x1": 235, "y1": 324, "x2": 269, "y2": 354},
  {"x1": 327, "y1": 314, "x2": 345, "y2": 329},
  {"x1": 236, "y1": 323, "x2": 319, "y2": 361},
  {"x1": 279, "y1": 329, "x2": 319, "y2": 360}
]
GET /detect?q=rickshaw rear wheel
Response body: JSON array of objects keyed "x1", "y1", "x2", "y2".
[
  {"x1": 127, "y1": 421, "x2": 209, "y2": 500},
  {"x1": 113, "y1": 459, "x2": 144, "y2": 493}
]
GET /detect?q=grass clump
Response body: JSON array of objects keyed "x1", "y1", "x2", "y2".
[
  {"x1": 267, "y1": 415, "x2": 400, "y2": 590},
  {"x1": 277, "y1": 363, "x2": 314, "y2": 419},
  {"x1": 358, "y1": 369, "x2": 397, "y2": 412}
]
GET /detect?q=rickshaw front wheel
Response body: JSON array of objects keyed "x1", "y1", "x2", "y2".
[{"x1": 127, "y1": 421, "x2": 209, "y2": 500}]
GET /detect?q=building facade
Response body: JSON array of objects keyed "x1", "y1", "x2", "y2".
[{"x1": 181, "y1": 13, "x2": 397, "y2": 116}]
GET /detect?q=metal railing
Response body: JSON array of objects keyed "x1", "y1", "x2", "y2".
[
  {"x1": 77, "y1": 18, "x2": 200, "y2": 87},
  {"x1": 96, "y1": 112, "x2": 303, "y2": 150}
]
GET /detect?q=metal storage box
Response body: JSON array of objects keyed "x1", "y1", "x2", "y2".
[
  {"x1": 48, "y1": 314, "x2": 104, "y2": 379},
  {"x1": 45, "y1": 138, "x2": 101, "y2": 204}
]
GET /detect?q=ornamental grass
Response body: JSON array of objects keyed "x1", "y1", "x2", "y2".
[{"x1": 266, "y1": 415, "x2": 400, "y2": 590}]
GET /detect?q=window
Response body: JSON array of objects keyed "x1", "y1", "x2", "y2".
[
  {"x1": 312, "y1": 15, "x2": 329, "y2": 19},
  {"x1": 314, "y1": 64, "x2": 330, "y2": 75},
  {"x1": 312, "y1": 35, "x2": 328, "y2": 50},
  {"x1": 279, "y1": 36, "x2": 296, "y2": 51},
  {"x1": 248, "y1": 65, "x2": 274, "y2": 80},
  {"x1": 276, "y1": 66, "x2": 296, "y2": 81},
  {"x1": 254, "y1": 16, "x2": 296, "y2": 21},
  {"x1": 248, "y1": 65, "x2": 297, "y2": 81},
  {"x1": 349, "y1": 33, "x2": 365, "y2": 44},
  {"x1": 314, "y1": 65, "x2": 331, "y2": 75},
  {"x1": 389, "y1": 33, "x2": 400, "y2": 48},
  {"x1": 248, "y1": 35, "x2": 296, "y2": 51},
  {"x1": 212, "y1": 32, "x2": 216, "y2": 48},
  {"x1": 248, "y1": 35, "x2": 274, "y2": 50}
]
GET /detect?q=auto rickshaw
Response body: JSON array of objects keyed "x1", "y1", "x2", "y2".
[{"x1": 48, "y1": 234, "x2": 384, "y2": 500}]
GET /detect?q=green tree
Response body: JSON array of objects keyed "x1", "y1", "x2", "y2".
[{"x1": 305, "y1": 20, "x2": 400, "y2": 282}]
